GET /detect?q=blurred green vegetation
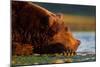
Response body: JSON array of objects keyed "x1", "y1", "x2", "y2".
[
  {"x1": 63, "y1": 14, "x2": 96, "y2": 31},
  {"x1": 11, "y1": 54, "x2": 96, "y2": 66}
]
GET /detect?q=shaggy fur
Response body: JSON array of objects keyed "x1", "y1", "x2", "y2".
[{"x1": 12, "y1": 1, "x2": 80, "y2": 55}]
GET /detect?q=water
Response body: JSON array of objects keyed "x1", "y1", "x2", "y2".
[
  {"x1": 72, "y1": 32, "x2": 96, "y2": 62},
  {"x1": 73, "y1": 32, "x2": 96, "y2": 53}
]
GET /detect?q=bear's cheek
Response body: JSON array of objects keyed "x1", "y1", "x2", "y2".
[{"x1": 64, "y1": 39, "x2": 78, "y2": 51}]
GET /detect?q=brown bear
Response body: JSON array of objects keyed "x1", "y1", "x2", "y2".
[{"x1": 12, "y1": 1, "x2": 80, "y2": 55}]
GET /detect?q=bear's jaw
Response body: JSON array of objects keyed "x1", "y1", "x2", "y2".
[{"x1": 33, "y1": 42, "x2": 78, "y2": 54}]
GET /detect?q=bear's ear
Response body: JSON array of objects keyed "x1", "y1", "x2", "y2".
[
  {"x1": 56, "y1": 13, "x2": 63, "y2": 20},
  {"x1": 65, "y1": 26, "x2": 70, "y2": 31}
]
